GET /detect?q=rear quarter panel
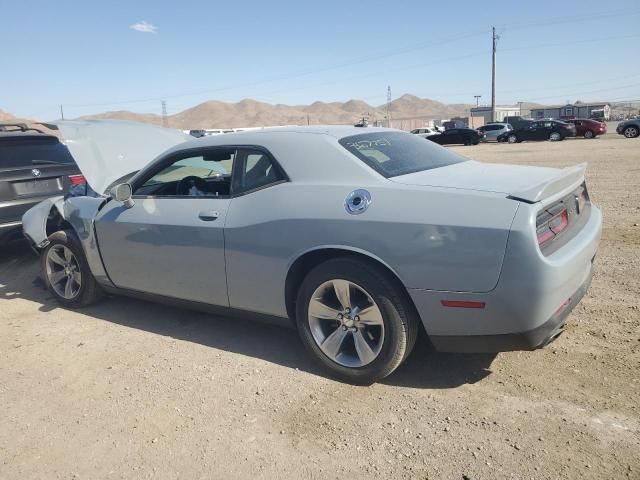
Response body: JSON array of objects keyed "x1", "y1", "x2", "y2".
[{"x1": 224, "y1": 181, "x2": 519, "y2": 317}]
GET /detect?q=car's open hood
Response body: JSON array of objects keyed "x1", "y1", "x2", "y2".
[
  {"x1": 48, "y1": 119, "x2": 191, "y2": 194},
  {"x1": 391, "y1": 160, "x2": 586, "y2": 203}
]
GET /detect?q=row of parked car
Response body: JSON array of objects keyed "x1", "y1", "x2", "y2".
[{"x1": 410, "y1": 117, "x2": 636, "y2": 146}]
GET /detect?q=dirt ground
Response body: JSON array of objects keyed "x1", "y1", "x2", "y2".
[{"x1": 1, "y1": 129, "x2": 639, "y2": 480}]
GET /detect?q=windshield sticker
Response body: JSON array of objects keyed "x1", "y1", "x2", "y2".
[{"x1": 346, "y1": 138, "x2": 391, "y2": 151}]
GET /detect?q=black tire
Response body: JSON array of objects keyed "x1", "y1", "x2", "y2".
[
  {"x1": 584, "y1": 130, "x2": 594, "y2": 139},
  {"x1": 41, "y1": 230, "x2": 102, "y2": 308},
  {"x1": 472, "y1": 139, "x2": 480, "y2": 145},
  {"x1": 624, "y1": 126, "x2": 639, "y2": 138},
  {"x1": 296, "y1": 257, "x2": 419, "y2": 384},
  {"x1": 549, "y1": 131, "x2": 562, "y2": 141}
]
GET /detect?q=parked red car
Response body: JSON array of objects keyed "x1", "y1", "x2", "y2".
[{"x1": 563, "y1": 119, "x2": 607, "y2": 138}]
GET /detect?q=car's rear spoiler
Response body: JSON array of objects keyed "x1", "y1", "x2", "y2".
[{"x1": 508, "y1": 163, "x2": 586, "y2": 203}]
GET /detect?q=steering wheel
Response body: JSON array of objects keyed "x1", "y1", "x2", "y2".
[{"x1": 176, "y1": 176, "x2": 208, "y2": 196}]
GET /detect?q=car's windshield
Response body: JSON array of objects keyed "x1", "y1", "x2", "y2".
[{"x1": 338, "y1": 131, "x2": 466, "y2": 178}]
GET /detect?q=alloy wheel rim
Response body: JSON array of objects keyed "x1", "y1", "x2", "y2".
[
  {"x1": 626, "y1": 128, "x2": 637, "y2": 138},
  {"x1": 307, "y1": 279, "x2": 384, "y2": 368},
  {"x1": 508, "y1": 135, "x2": 517, "y2": 143},
  {"x1": 46, "y1": 245, "x2": 82, "y2": 299},
  {"x1": 551, "y1": 133, "x2": 561, "y2": 141}
]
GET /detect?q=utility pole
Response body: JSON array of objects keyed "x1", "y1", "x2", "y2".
[
  {"x1": 386, "y1": 85, "x2": 392, "y2": 128},
  {"x1": 59, "y1": 104, "x2": 65, "y2": 120},
  {"x1": 161, "y1": 100, "x2": 168, "y2": 127},
  {"x1": 491, "y1": 26, "x2": 498, "y2": 122},
  {"x1": 474, "y1": 95, "x2": 481, "y2": 107}
]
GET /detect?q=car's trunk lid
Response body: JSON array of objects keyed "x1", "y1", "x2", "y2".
[
  {"x1": 390, "y1": 160, "x2": 586, "y2": 203},
  {"x1": 46, "y1": 120, "x2": 191, "y2": 194}
]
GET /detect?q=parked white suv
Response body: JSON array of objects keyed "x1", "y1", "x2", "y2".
[{"x1": 410, "y1": 127, "x2": 441, "y2": 138}]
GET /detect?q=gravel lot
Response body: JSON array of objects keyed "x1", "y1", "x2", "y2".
[{"x1": 1, "y1": 129, "x2": 639, "y2": 479}]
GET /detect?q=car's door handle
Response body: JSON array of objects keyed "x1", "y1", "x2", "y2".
[{"x1": 198, "y1": 211, "x2": 219, "y2": 221}]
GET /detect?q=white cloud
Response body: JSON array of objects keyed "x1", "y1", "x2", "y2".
[{"x1": 130, "y1": 21, "x2": 157, "y2": 34}]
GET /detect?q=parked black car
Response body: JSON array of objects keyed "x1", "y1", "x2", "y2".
[
  {"x1": 426, "y1": 128, "x2": 483, "y2": 146},
  {"x1": 0, "y1": 124, "x2": 82, "y2": 244},
  {"x1": 497, "y1": 120, "x2": 576, "y2": 143},
  {"x1": 616, "y1": 118, "x2": 640, "y2": 138}
]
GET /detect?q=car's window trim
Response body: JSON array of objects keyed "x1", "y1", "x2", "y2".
[
  {"x1": 232, "y1": 147, "x2": 288, "y2": 197},
  {"x1": 129, "y1": 144, "x2": 289, "y2": 200},
  {"x1": 130, "y1": 146, "x2": 238, "y2": 199}
]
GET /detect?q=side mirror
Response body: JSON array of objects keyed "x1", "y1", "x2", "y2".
[{"x1": 110, "y1": 183, "x2": 135, "y2": 209}]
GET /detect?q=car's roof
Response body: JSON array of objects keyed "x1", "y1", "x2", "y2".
[{"x1": 179, "y1": 125, "x2": 397, "y2": 149}]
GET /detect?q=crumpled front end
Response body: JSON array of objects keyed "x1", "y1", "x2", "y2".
[{"x1": 22, "y1": 196, "x2": 113, "y2": 287}]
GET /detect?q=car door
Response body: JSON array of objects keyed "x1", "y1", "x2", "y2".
[
  {"x1": 523, "y1": 122, "x2": 541, "y2": 140},
  {"x1": 94, "y1": 147, "x2": 236, "y2": 306},
  {"x1": 443, "y1": 129, "x2": 458, "y2": 144},
  {"x1": 573, "y1": 120, "x2": 582, "y2": 135}
]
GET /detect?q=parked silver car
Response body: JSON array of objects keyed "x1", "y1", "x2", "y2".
[
  {"x1": 23, "y1": 120, "x2": 602, "y2": 384},
  {"x1": 478, "y1": 123, "x2": 513, "y2": 142}
]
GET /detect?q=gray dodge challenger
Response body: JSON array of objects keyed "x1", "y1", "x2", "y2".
[{"x1": 22, "y1": 120, "x2": 602, "y2": 384}]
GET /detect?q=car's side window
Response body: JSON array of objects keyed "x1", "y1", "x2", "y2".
[
  {"x1": 133, "y1": 149, "x2": 236, "y2": 198},
  {"x1": 234, "y1": 149, "x2": 285, "y2": 194}
]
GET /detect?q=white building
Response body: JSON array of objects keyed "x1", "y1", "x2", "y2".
[{"x1": 470, "y1": 105, "x2": 521, "y2": 128}]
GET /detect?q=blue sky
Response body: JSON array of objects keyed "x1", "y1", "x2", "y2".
[{"x1": 2, "y1": 0, "x2": 640, "y2": 119}]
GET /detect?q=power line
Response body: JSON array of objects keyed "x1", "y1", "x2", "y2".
[{"x1": 57, "y1": 11, "x2": 639, "y2": 112}]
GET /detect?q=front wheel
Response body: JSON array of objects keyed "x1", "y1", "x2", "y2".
[
  {"x1": 549, "y1": 131, "x2": 562, "y2": 141},
  {"x1": 41, "y1": 230, "x2": 102, "y2": 308},
  {"x1": 624, "y1": 126, "x2": 639, "y2": 138},
  {"x1": 584, "y1": 130, "x2": 594, "y2": 139},
  {"x1": 296, "y1": 258, "x2": 419, "y2": 384},
  {"x1": 507, "y1": 134, "x2": 518, "y2": 144}
]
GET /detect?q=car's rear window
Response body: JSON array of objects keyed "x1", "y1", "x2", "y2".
[
  {"x1": 0, "y1": 137, "x2": 75, "y2": 169},
  {"x1": 338, "y1": 131, "x2": 466, "y2": 178}
]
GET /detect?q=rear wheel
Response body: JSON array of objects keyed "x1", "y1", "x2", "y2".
[
  {"x1": 296, "y1": 258, "x2": 419, "y2": 384},
  {"x1": 549, "y1": 131, "x2": 562, "y2": 141},
  {"x1": 584, "y1": 130, "x2": 594, "y2": 139},
  {"x1": 624, "y1": 126, "x2": 639, "y2": 138},
  {"x1": 41, "y1": 230, "x2": 102, "y2": 308}
]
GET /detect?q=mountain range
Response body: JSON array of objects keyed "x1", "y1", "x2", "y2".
[
  {"x1": 2, "y1": 96, "x2": 552, "y2": 131},
  {"x1": 77, "y1": 95, "x2": 476, "y2": 129}
]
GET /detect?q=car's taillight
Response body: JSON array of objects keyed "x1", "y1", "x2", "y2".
[
  {"x1": 68, "y1": 174, "x2": 85, "y2": 185},
  {"x1": 577, "y1": 188, "x2": 588, "y2": 214},
  {"x1": 537, "y1": 209, "x2": 569, "y2": 246}
]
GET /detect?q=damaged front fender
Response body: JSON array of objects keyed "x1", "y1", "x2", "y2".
[
  {"x1": 22, "y1": 196, "x2": 65, "y2": 248},
  {"x1": 22, "y1": 196, "x2": 113, "y2": 287}
]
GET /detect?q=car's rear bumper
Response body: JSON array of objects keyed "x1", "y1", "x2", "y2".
[
  {"x1": 427, "y1": 262, "x2": 592, "y2": 352},
  {"x1": 0, "y1": 220, "x2": 24, "y2": 243},
  {"x1": 1, "y1": 195, "x2": 57, "y2": 226},
  {"x1": 409, "y1": 204, "x2": 602, "y2": 353}
]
